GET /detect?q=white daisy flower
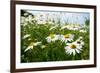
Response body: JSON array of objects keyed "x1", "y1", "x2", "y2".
[
  {"x1": 21, "y1": 22, "x2": 28, "y2": 26},
  {"x1": 22, "y1": 34, "x2": 30, "y2": 39},
  {"x1": 46, "y1": 34, "x2": 59, "y2": 43},
  {"x1": 28, "y1": 15, "x2": 33, "y2": 21},
  {"x1": 35, "y1": 14, "x2": 47, "y2": 24},
  {"x1": 21, "y1": 17, "x2": 26, "y2": 24},
  {"x1": 79, "y1": 29, "x2": 87, "y2": 33},
  {"x1": 65, "y1": 42, "x2": 82, "y2": 55},
  {"x1": 25, "y1": 41, "x2": 42, "y2": 52},
  {"x1": 62, "y1": 34, "x2": 74, "y2": 43},
  {"x1": 78, "y1": 36, "x2": 83, "y2": 41},
  {"x1": 60, "y1": 25, "x2": 81, "y2": 31},
  {"x1": 57, "y1": 34, "x2": 65, "y2": 41},
  {"x1": 69, "y1": 27, "x2": 79, "y2": 30},
  {"x1": 25, "y1": 42, "x2": 34, "y2": 52},
  {"x1": 25, "y1": 15, "x2": 34, "y2": 24},
  {"x1": 25, "y1": 17, "x2": 30, "y2": 22}
]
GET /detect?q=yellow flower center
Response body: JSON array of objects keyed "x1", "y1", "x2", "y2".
[
  {"x1": 50, "y1": 34, "x2": 55, "y2": 39},
  {"x1": 64, "y1": 34, "x2": 70, "y2": 38},
  {"x1": 70, "y1": 44, "x2": 76, "y2": 49},
  {"x1": 29, "y1": 42, "x2": 34, "y2": 46}
]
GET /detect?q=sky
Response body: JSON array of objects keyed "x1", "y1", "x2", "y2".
[{"x1": 26, "y1": 10, "x2": 90, "y2": 25}]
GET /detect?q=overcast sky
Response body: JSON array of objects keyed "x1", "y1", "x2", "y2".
[{"x1": 26, "y1": 10, "x2": 90, "y2": 25}]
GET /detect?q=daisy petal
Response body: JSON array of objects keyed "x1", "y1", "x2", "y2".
[{"x1": 75, "y1": 49, "x2": 80, "y2": 53}]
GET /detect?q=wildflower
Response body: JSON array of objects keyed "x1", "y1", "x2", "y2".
[
  {"x1": 79, "y1": 29, "x2": 87, "y2": 33},
  {"x1": 25, "y1": 41, "x2": 42, "y2": 52},
  {"x1": 65, "y1": 37, "x2": 84, "y2": 55},
  {"x1": 63, "y1": 34, "x2": 74, "y2": 43},
  {"x1": 65, "y1": 41, "x2": 83, "y2": 55},
  {"x1": 78, "y1": 36, "x2": 83, "y2": 41},
  {"x1": 21, "y1": 17, "x2": 26, "y2": 24},
  {"x1": 46, "y1": 34, "x2": 59, "y2": 43},
  {"x1": 60, "y1": 25, "x2": 81, "y2": 31}
]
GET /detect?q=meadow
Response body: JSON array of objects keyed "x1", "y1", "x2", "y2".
[{"x1": 21, "y1": 10, "x2": 90, "y2": 63}]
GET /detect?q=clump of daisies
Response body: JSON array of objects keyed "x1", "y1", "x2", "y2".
[
  {"x1": 64, "y1": 36, "x2": 84, "y2": 55},
  {"x1": 46, "y1": 33, "x2": 74, "y2": 43},
  {"x1": 46, "y1": 33, "x2": 84, "y2": 56},
  {"x1": 24, "y1": 33, "x2": 84, "y2": 56}
]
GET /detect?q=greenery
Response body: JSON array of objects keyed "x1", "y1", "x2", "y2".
[{"x1": 21, "y1": 10, "x2": 90, "y2": 63}]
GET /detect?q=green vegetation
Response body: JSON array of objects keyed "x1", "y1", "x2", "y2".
[{"x1": 21, "y1": 10, "x2": 90, "y2": 63}]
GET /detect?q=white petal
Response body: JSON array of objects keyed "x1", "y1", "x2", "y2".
[
  {"x1": 34, "y1": 42, "x2": 42, "y2": 46},
  {"x1": 66, "y1": 43, "x2": 71, "y2": 46},
  {"x1": 81, "y1": 41, "x2": 84, "y2": 46},
  {"x1": 69, "y1": 50, "x2": 73, "y2": 55},
  {"x1": 72, "y1": 49, "x2": 76, "y2": 55},
  {"x1": 77, "y1": 45, "x2": 82, "y2": 49},
  {"x1": 23, "y1": 34, "x2": 30, "y2": 39},
  {"x1": 46, "y1": 37, "x2": 51, "y2": 43},
  {"x1": 64, "y1": 46, "x2": 68, "y2": 50},
  {"x1": 68, "y1": 49, "x2": 73, "y2": 55},
  {"x1": 25, "y1": 46, "x2": 33, "y2": 52},
  {"x1": 75, "y1": 49, "x2": 80, "y2": 53}
]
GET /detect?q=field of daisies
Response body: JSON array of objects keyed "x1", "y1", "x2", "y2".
[{"x1": 21, "y1": 10, "x2": 90, "y2": 62}]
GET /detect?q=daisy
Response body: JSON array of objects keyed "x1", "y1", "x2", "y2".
[
  {"x1": 60, "y1": 25, "x2": 81, "y2": 31},
  {"x1": 21, "y1": 16, "x2": 26, "y2": 24},
  {"x1": 25, "y1": 41, "x2": 42, "y2": 52},
  {"x1": 62, "y1": 34, "x2": 74, "y2": 43},
  {"x1": 57, "y1": 34, "x2": 65, "y2": 41},
  {"x1": 21, "y1": 22, "x2": 28, "y2": 26},
  {"x1": 69, "y1": 27, "x2": 79, "y2": 30},
  {"x1": 46, "y1": 34, "x2": 59, "y2": 43},
  {"x1": 79, "y1": 29, "x2": 87, "y2": 33},
  {"x1": 78, "y1": 36, "x2": 83, "y2": 41},
  {"x1": 35, "y1": 14, "x2": 47, "y2": 24},
  {"x1": 65, "y1": 41, "x2": 82, "y2": 55},
  {"x1": 25, "y1": 15, "x2": 34, "y2": 24}
]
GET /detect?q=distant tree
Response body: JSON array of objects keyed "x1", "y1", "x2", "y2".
[
  {"x1": 85, "y1": 18, "x2": 90, "y2": 26},
  {"x1": 21, "y1": 10, "x2": 27, "y2": 16},
  {"x1": 21, "y1": 10, "x2": 34, "y2": 17}
]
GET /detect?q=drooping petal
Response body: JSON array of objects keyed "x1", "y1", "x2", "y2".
[
  {"x1": 72, "y1": 49, "x2": 76, "y2": 55},
  {"x1": 75, "y1": 49, "x2": 80, "y2": 53},
  {"x1": 25, "y1": 45, "x2": 33, "y2": 52},
  {"x1": 22, "y1": 34, "x2": 30, "y2": 39}
]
